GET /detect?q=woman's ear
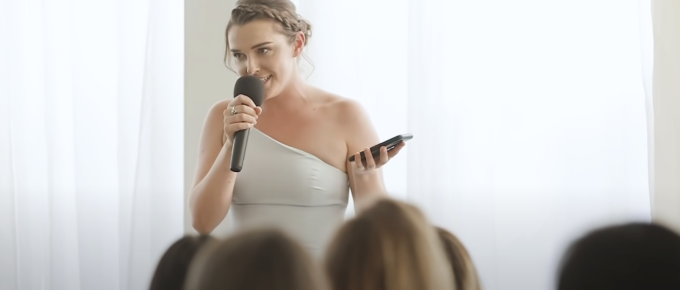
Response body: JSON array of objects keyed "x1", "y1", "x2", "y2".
[{"x1": 293, "y1": 32, "x2": 305, "y2": 57}]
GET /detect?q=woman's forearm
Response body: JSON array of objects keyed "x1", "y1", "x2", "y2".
[
  {"x1": 190, "y1": 143, "x2": 238, "y2": 234},
  {"x1": 350, "y1": 170, "x2": 388, "y2": 211}
]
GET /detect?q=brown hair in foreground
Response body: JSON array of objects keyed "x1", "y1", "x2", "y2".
[
  {"x1": 436, "y1": 227, "x2": 483, "y2": 290},
  {"x1": 324, "y1": 198, "x2": 456, "y2": 290},
  {"x1": 149, "y1": 235, "x2": 216, "y2": 290},
  {"x1": 184, "y1": 227, "x2": 329, "y2": 290}
]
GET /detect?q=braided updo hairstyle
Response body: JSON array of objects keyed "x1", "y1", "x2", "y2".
[{"x1": 224, "y1": 0, "x2": 313, "y2": 68}]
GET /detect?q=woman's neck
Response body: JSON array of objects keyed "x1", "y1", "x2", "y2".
[{"x1": 262, "y1": 75, "x2": 314, "y2": 113}]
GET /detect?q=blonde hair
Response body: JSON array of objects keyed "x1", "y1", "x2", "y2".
[
  {"x1": 184, "y1": 228, "x2": 329, "y2": 290},
  {"x1": 324, "y1": 198, "x2": 456, "y2": 290},
  {"x1": 436, "y1": 227, "x2": 482, "y2": 290}
]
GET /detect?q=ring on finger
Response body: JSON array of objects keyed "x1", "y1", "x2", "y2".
[{"x1": 230, "y1": 106, "x2": 238, "y2": 115}]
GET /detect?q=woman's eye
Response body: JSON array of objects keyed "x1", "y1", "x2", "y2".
[
  {"x1": 259, "y1": 48, "x2": 271, "y2": 54},
  {"x1": 233, "y1": 53, "x2": 245, "y2": 59}
]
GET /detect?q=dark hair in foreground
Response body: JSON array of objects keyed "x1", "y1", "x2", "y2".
[
  {"x1": 149, "y1": 235, "x2": 215, "y2": 290},
  {"x1": 557, "y1": 222, "x2": 680, "y2": 290},
  {"x1": 184, "y1": 228, "x2": 329, "y2": 290}
]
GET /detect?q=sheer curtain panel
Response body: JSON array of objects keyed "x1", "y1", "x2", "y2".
[
  {"x1": 0, "y1": 0, "x2": 184, "y2": 289},
  {"x1": 295, "y1": 0, "x2": 653, "y2": 289}
]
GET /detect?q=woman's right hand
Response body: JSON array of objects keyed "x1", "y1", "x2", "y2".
[{"x1": 223, "y1": 94, "x2": 263, "y2": 146}]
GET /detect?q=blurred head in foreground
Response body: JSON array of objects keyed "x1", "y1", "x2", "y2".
[
  {"x1": 557, "y1": 222, "x2": 680, "y2": 290},
  {"x1": 149, "y1": 235, "x2": 215, "y2": 290},
  {"x1": 184, "y1": 228, "x2": 329, "y2": 290},
  {"x1": 436, "y1": 227, "x2": 482, "y2": 290},
  {"x1": 324, "y1": 198, "x2": 455, "y2": 290}
]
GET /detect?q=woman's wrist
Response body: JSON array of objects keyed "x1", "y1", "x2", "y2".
[
  {"x1": 223, "y1": 139, "x2": 233, "y2": 150},
  {"x1": 216, "y1": 141, "x2": 237, "y2": 173},
  {"x1": 351, "y1": 170, "x2": 386, "y2": 194}
]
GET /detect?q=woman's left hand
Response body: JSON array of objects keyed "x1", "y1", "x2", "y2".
[{"x1": 350, "y1": 141, "x2": 406, "y2": 174}]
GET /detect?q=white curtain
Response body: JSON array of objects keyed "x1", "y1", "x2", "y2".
[
  {"x1": 297, "y1": 1, "x2": 653, "y2": 289},
  {"x1": 0, "y1": 0, "x2": 184, "y2": 289}
]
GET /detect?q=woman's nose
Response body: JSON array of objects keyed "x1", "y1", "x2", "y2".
[{"x1": 246, "y1": 58, "x2": 260, "y2": 75}]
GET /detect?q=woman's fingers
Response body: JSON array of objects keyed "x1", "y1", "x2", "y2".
[
  {"x1": 232, "y1": 94, "x2": 257, "y2": 108},
  {"x1": 222, "y1": 105, "x2": 258, "y2": 141},
  {"x1": 378, "y1": 146, "x2": 389, "y2": 165},
  {"x1": 223, "y1": 110, "x2": 257, "y2": 128},
  {"x1": 221, "y1": 95, "x2": 261, "y2": 144},
  {"x1": 363, "y1": 147, "x2": 376, "y2": 170},
  {"x1": 224, "y1": 122, "x2": 254, "y2": 134},
  {"x1": 352, "y1": 142, "x2": 407, "y2": 172},
  {"x1": 352, "y1": 152, "x2": 364, "y2": 170},
  {"x1": 387, "y1": 141, "x2": 405, "y2": 158},
  {"x1": 225, "y1": 104, "x2": 257, "y2": 118},
  {"x1": 228, "y1": 112, "x2": 257, "y2": 124},
  {"x1": 229, "y1": 95, "x2": 261, "y2": 117}
]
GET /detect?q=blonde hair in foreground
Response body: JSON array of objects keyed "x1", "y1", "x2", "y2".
[
  {"x1": 184, "y1": 228, "x2": 329, "y2": 290},
  {"x1": 324, "y1": 198, "x2": 456, "y2": 290},
  {"x1": 436, "y1": 227, "x2": 482, "y2": 290}
]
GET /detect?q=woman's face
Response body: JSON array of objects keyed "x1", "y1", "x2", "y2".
[{"x1": 228, "y1": 19, "x2": 301, "y2": 100}]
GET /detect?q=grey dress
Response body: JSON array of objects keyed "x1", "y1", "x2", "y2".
[{"x1": 229, "y1": 128, "x2": 350, "y2": 258}]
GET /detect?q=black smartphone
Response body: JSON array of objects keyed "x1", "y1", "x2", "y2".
[{"x1": 348, "y1": 133, "x2": 413, "y2": 163}]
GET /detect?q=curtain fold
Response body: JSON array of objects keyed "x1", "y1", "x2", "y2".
[{"x1": 0, "y1": 0, "x2": 184, "y2": 289}]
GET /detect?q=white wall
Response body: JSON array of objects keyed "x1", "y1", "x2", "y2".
[
  {"x1": 651, "y1": 0, "x2": 680, "y2": 234},
  {"x1": 184, "y1": 0, "x2": 238, "y2": 234}
]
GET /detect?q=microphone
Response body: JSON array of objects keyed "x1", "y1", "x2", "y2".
[{"x1": 230, "y1": 75, "x2": 265, "y2": 172}]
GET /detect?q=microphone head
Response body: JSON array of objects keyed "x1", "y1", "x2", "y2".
[{"x1": 233, "y1": 75, "x2": 265, "y2": 106}]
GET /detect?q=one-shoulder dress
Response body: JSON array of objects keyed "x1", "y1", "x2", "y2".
[{"x1": 228, "y1": 128, "x2": 350, "y2": 258}]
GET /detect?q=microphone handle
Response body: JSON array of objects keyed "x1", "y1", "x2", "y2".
[{"x1": 230, "y1": 128, "x2": 251, "y2": 172}]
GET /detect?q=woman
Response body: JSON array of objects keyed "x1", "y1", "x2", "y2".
[
  {"x1": 189, "y1": 0, "x2": 404, "y2": 258},
  {"x1": 184, "y1": 228, "x2": 330, "y2": 290},
  {"x1": 149, "y1": 235, "x2": 215, "y2": 290},
  {"x1": 324, "y1": 198, "x2": 455, "y2": 290},
  {"x1": 557, "y1": 223, "x2": 680, "y2": 290},
  {"x1": 436, "y1": 227, "x2": 482, "y2": 290}
]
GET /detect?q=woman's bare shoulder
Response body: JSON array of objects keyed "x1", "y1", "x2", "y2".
[
  {"x1": 309, "y1": 88, "x2": 374, "y2": 138},
  {"x1": 203, "y1": 98, "x2": 232, "y2": 126},
  {"x1": 309, "y1": 88, "x2": 366, "y2": 118},
  {"x1": 319, "y1": 91, "x2": 380, "y2": 155}
]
